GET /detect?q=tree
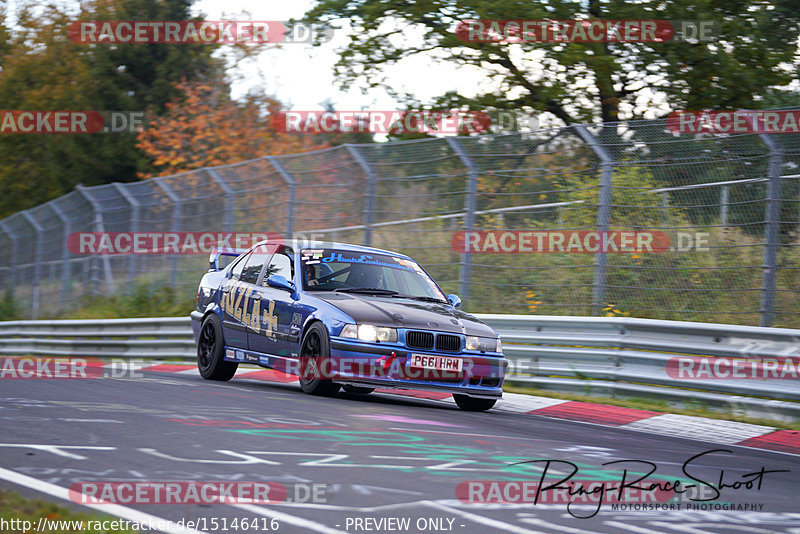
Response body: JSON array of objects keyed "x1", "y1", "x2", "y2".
[
  {"x1": 0, "y1": 0, "x2": 220, "y2": 219},
  {"x1": 85, "y1": 0, "x2": 220, "y2": 113},
  {"x1": 0, "y1": 2, "x2": 10, "y2": 68},
  {"x1": 136, "y1": 79, "x2": 325, "y2": 177},
  {"x1": 300, "y1": 0, "x2": 800, "y2": 125}
]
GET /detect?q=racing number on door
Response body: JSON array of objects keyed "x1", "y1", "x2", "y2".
[{"x1": 222, "y1": 281, "x2": 278, "y2": 337}]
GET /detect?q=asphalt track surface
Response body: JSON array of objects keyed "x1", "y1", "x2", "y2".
[{"x1": 1, "y1": 368, "x2": 798, "y2": 534}]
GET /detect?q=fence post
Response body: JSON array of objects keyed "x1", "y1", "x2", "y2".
[
  {"x1": 76, "y1": 185, "x2": 114, "y2": 295},
  {"x1": 660, "y1": 193, "x2": 670, "y2": 226},
  {"x1": 757, "y1": 133, "x2": 783, "y2": 327},
  {"x1": 720, "y1": 185, "x2": 729, "y2": 226},
  {"x1": 206, "y1": 168, "x2": 235, "y2": 232},
  {"x1": 113, "y1": 183, "x2": 139, "y2": 293},
  {"x1": 266, "y1": 156, "x2": 296, "y2": 239},
  {"x1": 345, "y1": 145, "x2": 376, "y2": 246},
  {"x1": 0, "y1": 221, "x2": 18, "y2": 303},
  {"x1": 21, "y1": 212, "x2": 44, "y2": 319},
  {"x1": 47, "y1": 200, "x2": 72, "y2": 308},
  {"x1": 573, "y1": 125, "x2": 615, "y2": 316},
  {"x1": 446, "y1": 137, "x2": 478, "y2": 306},
  {"x1": 153, "y1": 178, "x2": 181, "y2": 288}
]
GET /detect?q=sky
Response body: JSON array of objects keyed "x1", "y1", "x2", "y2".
[
  {"x1": 191, "y1": 0, "x2": 486, "y2": 113},
  {"x1": 5, "y1": 0, "x2": 797, "y2": 123}
]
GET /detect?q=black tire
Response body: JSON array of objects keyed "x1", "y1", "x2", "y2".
[
  {"x1": 197, "y1": 313, "x2": 238, "y2": 381},
  {"x1": 453, "y1": 394, "x2": 496, "y2": 412},
  {"x1": 298, "y1": 323, "x2": 340, "y2": 396},
  {"x1": 342, "y1": 385, "x2": 375, "y2": 395}
]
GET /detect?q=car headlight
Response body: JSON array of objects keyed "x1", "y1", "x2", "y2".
[
  {"x1": 340, "y1": 324, "x2": 398, "y2": 342},
  {"x1": 466, "y1": 335, "x2": 501, "y2": 352}
]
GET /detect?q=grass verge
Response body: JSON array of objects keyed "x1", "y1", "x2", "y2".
[{"x1": 0, "y1": 488, "x2": 137, "y2": 533}]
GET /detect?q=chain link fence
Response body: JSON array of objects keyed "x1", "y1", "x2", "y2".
[{"x1": 1, "y1": 115, "x2": 798, "y2": 327}]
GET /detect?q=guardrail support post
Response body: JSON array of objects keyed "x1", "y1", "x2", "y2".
[
  {"x1": 345, "y1": 145, "x2": 376, "y2": 246},
  {"x1": 720, "y1": 185, "x2": 729, "y2": 226},
  {"x1": 154, "y1": 179, "x2": 181, "y2": 288},
  {"x1": 76, "y1": 186, "x2": 115, "y2": 296},
  {"x1": 48, "y1": 200, "x2": 72, "y2": 308},
  {"x1": 21, "y1": 212, "x2": 44, "y2": 319},
  {"x1": 206, "y1": 168, "x2": 235, "y2": 232},
  {"x1": 573, "y1": 125, "x2": 615, "y2": 315},
  {"x1": 660, "y1": 193, "x2": 670, "y2": 225},
  {"x1": 446, "y1": 137, "x2": 478, "y2": 307},
  {"x1": 113, "y1": 183, "x2": 140, "y2": 293},
  {"x1": 266, "y1": 156, "x2": 296, "y2": 239},
  {"x1": 0, "y1": 221, "x2": 18, "y2": 303},
  {"x1": 757, "y1": 133, "x2": 783, "y2": 327}
]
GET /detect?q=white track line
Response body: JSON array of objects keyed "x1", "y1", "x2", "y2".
[
  {"x1": 423, "y1": 500, "x2": 540, "y2": 533},
  {"x1": 0, "y1": 467, "x2": 204, "y2": 534},
  {"x1": 233, "y1": 503, "x2": 347, "y2": 533}
]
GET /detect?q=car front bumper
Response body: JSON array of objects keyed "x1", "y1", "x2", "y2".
[{"x1": 328, "y1": 338, "x2": 507, "y2": 399}]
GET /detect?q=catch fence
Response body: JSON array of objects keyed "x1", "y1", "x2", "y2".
[{"x1": 1, "y1": 116, "x2": 798, "y2": 326}]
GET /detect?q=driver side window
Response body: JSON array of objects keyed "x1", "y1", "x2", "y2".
[{"x1": 262, "y1": 247, "x2": 294, "y2": 286}]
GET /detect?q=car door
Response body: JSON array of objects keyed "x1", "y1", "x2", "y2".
[
  {"x1": 231, "y1": 248, "x2": 272, "y2": 363},
  {"x1": 219, "y1": 251, "x2": 251, "y2": 349},
  {"x1": 247, "y1": 245, "x2": 297, "y2": 359}
]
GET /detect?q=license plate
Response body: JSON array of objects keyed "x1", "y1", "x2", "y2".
[{"x1": 407, "y1": 353, "x2": 463, "y2": 372}]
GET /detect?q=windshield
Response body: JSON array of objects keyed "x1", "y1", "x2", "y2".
[{"x1": 300, "y1": 249, "x2": 447, "y2": 302}]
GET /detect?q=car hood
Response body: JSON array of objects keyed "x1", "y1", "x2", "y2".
[{"x1": 314, "y1": 293, "x2": 497, "y2": 337}]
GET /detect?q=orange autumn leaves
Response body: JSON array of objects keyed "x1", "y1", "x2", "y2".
[{"x1": 136, "y1": 81, "x2": 324, "y2": 178}]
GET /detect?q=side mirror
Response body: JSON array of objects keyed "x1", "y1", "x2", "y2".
[
  {"x1": 267, "y1": 274, "x2": 295, "y2": 292},
  {"x1": 447, "y1": 294, "x2": 461, "y2": 308}
]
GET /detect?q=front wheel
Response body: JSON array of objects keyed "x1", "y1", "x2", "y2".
[
  {"x1": 298, "y1": 323, "x2": 340, "y2": 396},
  {"x1": 453, "y1": 394, "x2": 496, "y2": 412},
  {"x1": 197, "y1": 313, "x2": 238, "y2": 381}
]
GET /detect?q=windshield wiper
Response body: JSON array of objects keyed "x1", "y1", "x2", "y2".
[
  {"x1": 392, "y1": 294, "x2": 448, "y2": 304},
  {"x1": 334, "y1": 287, "x2": 400, "y2": 295}
]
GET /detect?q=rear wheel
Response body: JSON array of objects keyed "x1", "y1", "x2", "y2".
[
  {"x1": 197, "y1": 313, "x2": 238, "y2": 381},
  {"x1": 298, "y1": 323, "x2": 340, "y2": 396},
  {"x1": 342, "y1": 385, "x2": 375, "y2": 395},
  {"x1": 453, "y1": 394, "x2": 496, "y2": 412}
]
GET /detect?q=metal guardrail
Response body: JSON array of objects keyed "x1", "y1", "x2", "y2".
[{"x1": 1, "y1": 315, "x2": 799, "y2": 421}]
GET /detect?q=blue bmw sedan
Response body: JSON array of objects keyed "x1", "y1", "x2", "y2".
[{"x1": 191, "y1": 241, "x2": 507, "y2": 411}]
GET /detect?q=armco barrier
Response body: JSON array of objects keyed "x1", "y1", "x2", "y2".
[{"x1": 1, "y1": 315, "x2": 799, "y2": 421}]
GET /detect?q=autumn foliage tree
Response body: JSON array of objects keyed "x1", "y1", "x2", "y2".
[
  {"x1": 0, "y1": 0, "x2": 219, "y2": 219},
  {"x1": 136, "y1": 80, "x2": 324, "y2": 177}
]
